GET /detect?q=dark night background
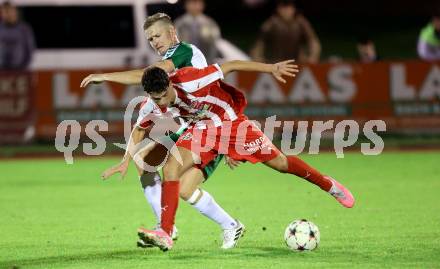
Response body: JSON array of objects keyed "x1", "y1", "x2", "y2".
[
  {"x1": 149, "y1": 0, "x2": 440, "y2": 60},
  {"x1": 19, "y1": 0, "x2": 440, "y2": 60}
]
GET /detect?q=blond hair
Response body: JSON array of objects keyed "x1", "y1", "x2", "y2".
[{"x1": 143, "y1": 13, "x2": 173, "y2": 30}]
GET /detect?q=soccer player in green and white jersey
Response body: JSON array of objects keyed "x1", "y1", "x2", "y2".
[{"x1": 81, "y1": 13, "x2": 244, "y2": 249}]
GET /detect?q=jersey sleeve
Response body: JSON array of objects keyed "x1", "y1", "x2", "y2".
[
  {"x1": 135, "y1": 99, "x2": 155, "y2": 129},
  {"x1": 163, "y1": 42, "x2": 193, "y2": 69},
  {"x1": 169, "y1": 64, "x2": 224, "y2": 93}
]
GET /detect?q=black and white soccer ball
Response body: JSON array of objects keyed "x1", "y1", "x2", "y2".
[{"x1": 284, "y1": 219, "x2": 320, "y2": 251}]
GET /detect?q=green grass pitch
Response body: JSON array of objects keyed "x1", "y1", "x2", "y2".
[{"x1": 1, "y1": 152, "x2": 440, "y2": 269}]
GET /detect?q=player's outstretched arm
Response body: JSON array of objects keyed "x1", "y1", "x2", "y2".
[
  {"x1": 219, "y1": 60, "x2": 299, "y2": 83},
  {"x1": 80, "y1": 60, "x2": 176, "y2": 87},
  {"x1": 101, "y1": 126, "x2": 146, "y2": 180},
  {"x1": 81, "y1": 69, "x2": 145, "y2": 87}
]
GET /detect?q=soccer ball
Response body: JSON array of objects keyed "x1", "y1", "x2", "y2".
[{"x1": 284, "y1": 219, "x2": 320, "y2": 251}]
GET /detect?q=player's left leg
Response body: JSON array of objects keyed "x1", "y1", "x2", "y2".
[
  {"x1": 180, "y1": 167, "x2": 238, "y2": 231},
  {"x1": 179, "y1": 166, "x2": 245, "y2": 249},
  {"x1": 263, "y1": 154, "x2": 355, "y2": 208}
]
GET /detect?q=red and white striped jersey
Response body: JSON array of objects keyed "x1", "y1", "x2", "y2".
[
  {"x1": 170, "y1": 64, "x2": 247, "y2": 128},
  {"x1": 136, "y1": 97, "x2": 184, "y2": 130}
]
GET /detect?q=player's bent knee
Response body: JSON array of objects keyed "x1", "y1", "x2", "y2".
[
  {"x1": 163, "y1": 168, "x2": 179, "y2": 181},
  {"x1": 179, "y1": 189, "x2": 192, "y2": 201},
  {"x1": 163, "y1": 171, "x2": 180, "y2": 181},
  {"x1": 179, "y1": 180, "x2": 199, "y2": 201},
  {"x1": 182, "y1": 188, "x2": 202, "y2": 204}
]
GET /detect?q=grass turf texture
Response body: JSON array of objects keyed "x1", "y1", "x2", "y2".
[{"x1": 1, "y1": 152, "x2": 439, "y2": 269}]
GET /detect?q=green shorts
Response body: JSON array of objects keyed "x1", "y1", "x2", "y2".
[{"x1": 169, "y1": 130, "x2": 223, "y2": 180}]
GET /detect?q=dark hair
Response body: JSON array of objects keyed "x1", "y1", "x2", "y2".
[
  {"x1": 143, "y1": 13, "x2": 173, "y2": 30},
  {"x1": 141, "y1": 67, "x2": 170, "y2": 94}
]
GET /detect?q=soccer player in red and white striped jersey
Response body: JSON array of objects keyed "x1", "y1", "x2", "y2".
[
  {"x1": 90, "y1": 13, "x2": 248, "y2": 250},
  {"x1": 138, "y1": 60, "x2": 355, "y2": 251}
]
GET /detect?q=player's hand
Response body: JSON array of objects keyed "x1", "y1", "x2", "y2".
[
  {"x1": 80, "y1": 74, "x2": 106, "y2": 88},
  {"x1": 271, "y1": 59, "x2": 299, "y2": 83},
  {"x1": 101, "y1": 159, "x2": 129, "y2": 180},
  {"x1": 224, "y1": 155, "x2": 243, "y2": 170}
]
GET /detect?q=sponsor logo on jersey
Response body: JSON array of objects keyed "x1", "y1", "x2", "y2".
[
  {"x1": 180, "y1": 132, "x2": 193, "y2": 141},
  {"x1": 163, "y1": 43, "x2": 180, "y2": 60},
  {"x1": 244, "y1": 136, "x2": 271, "y2": 153}
]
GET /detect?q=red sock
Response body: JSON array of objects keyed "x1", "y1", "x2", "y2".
[
  {"x1": 286, "y1": 156, "x2": 332, "y2": 191},
  {"x1": 160, "y1": 181, "x2": 180, "y2": 236}
]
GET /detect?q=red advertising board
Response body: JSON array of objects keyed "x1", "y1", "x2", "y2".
[
  {"x1": 0, "y1": 72, "x2": 35, "y2": 144},
  {"x1": 31, "y1": 60, "x2": 440, "y2": 139}
]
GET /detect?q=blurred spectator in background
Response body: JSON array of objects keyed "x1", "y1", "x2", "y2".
[
  {"x1": 417, "y1": 12, "x2": 440, "y2": 61},
  {"x1": 251, "y1": 0, "x2": 321, "y2": 64},
  {"x1": 357, "y1": 37, "x2": 380, "y2": 63},
  {"x1": 0, "y1": 1, "x2": 35, "y2": 70},
  {"x1": 174, "y1": 0, "x2": 221, "y2": 64}
]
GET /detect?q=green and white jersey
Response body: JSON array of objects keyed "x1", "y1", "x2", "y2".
[{"x1": 162, "y1": 42, "x2": 208, "y2": 69}]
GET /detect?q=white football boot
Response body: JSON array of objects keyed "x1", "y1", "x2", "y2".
[{"x1": 221, "y1": 220, "x2": 245, "y2": 249}]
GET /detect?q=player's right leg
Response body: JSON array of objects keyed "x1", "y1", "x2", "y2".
[
  {"x1": 138, "y1": 146, "x2": 197, "y2": 251},
  {"x1": 134, "y1": 143, "x2": 179, "y2": 247},
  {"x1": 136, "y1": 141, "x2": 243, "y2": 248}
]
